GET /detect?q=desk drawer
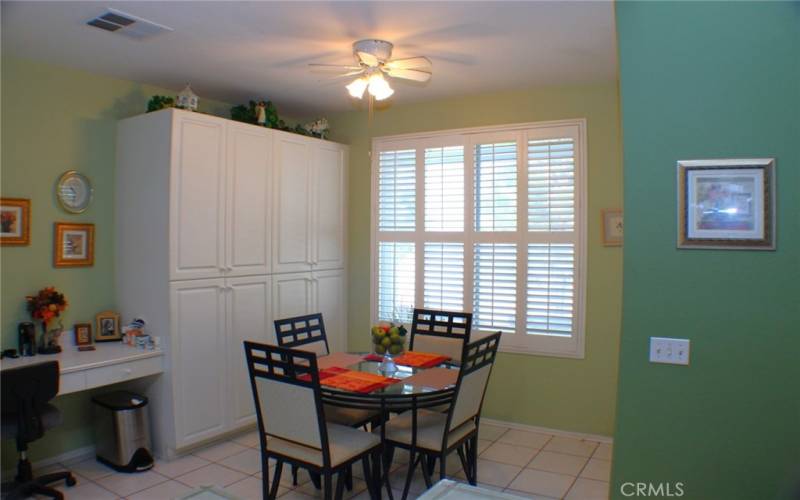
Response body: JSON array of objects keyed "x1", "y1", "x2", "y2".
[
  {"x1": 85, "y1": 356, "x2": 163, "y2": 390},
  {"x1": 59, "y1": 371, "x2": 87, "y2": 395}
]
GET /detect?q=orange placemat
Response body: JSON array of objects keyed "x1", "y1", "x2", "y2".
[
  {"x1": 393, "y1": 351, "x2": 451, "y2": 368},
  {"x1": 320, "y1": 369, "x2": 400, "y2": 394}
]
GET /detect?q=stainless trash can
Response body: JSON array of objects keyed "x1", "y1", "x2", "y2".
[{"x1": 92, "y1": 391, "x2": 154, "y2": 473}]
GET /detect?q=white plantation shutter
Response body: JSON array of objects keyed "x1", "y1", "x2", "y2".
[
  {"x1": 473, "y1": 243, "x2": 517, "y2": 331},
  {"x1": 528, "y1": 138, "x2": 575, "y2": 231},
  {"x1": 527, "y1": 244, "x2": 574, "y2": 335},
  {"x1": 378, "y1": 242, "x2": 415, "y2": 322},
  {"x1": 474, "y1": 142, "x2": 517, "y2": 232},
  {"x1": 425, "y1": 146, "x2": 465, "y2": 231},
  {"x1": 424, "y1": 242, "x2": 464, "y2": 311},
  {"x1": 378, "y1": 149, "x2": 416, "y2": 231},
  {"x1": 373, "y1": 120, "x2": 586, "y2": 357}
]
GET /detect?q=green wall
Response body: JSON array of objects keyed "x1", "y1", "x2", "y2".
[
  {"x1": 328, "y1": 83, "x2": 623, "y2": 436},
  {"x1": 612, "y1": 3, "x2": 800, "y2": 500},
  {"x1": 0, "y1": 57, "x2": 231, "y2": 469}
]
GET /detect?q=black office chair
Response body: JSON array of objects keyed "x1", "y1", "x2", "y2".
[{"x1": 1, "y1": 361, "x2": 77, "y2": 499}]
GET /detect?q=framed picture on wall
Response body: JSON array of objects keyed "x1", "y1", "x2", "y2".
[
  {"x1": 602, "y1": 209, "x2": 623, "y2": 246},
  {"x1": 677, "y1": 159, "x2": 775, "y2": 250},
  {"x1": 1, "y1": 198, "x2": 31, "y2": 246},
  {"x1": 53, "y1": 222, "x2": 95, "y2": 267}
]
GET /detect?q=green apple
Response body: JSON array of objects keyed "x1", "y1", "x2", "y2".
[
  {"x1": 381, "y1": 337, "x2": 391, "y2": 348},
  {"x1": 389, "y1": 344, "x2": 403, "y2": 355},
  {"x1": 390, "y1": 333, "x2": 402, "y2": 344},
  {"x1": 375, "y1": 344, "x2": 387, "y2": 355}
]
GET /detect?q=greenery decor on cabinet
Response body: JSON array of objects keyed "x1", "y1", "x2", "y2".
[{"x1": 146, "y1": 95, "x2": 175, "y2": 113}]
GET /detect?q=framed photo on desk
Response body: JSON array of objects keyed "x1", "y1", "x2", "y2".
[
  {"x1": 95, "y1": 311, "x2": 121, "y2": 342},
  {"x1": 74, "y1": 323, "x2": 92, "y2": 346}
]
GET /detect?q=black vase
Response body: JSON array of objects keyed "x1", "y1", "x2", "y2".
[{"x1": 18, "y1": 322, "x2": 36, "y2": 356}]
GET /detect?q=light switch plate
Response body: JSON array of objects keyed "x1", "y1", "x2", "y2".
[{"x1": 649, "y1": 337, "x2": 690, "y2": 365}]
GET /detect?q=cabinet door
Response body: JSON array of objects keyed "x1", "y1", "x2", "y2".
[
  {"x1": 226, "y1": 275, "x2": 272, "y2": 428},
  {"x1": 314, "y1": 269, "x2": 347, "y2": 353},
  {"x1": 272, "y1": 272, "x2": 314, "y2": 323},
  {"x1": 272, "y1": 133, "x2": 312, "y2": 273},
  {"x1": 171, "y1": 279, "x2": 226, "y2": 447},
  {"x1": 226, "y1": 125, "x2": 272, "y2": 277},
  {"x1": 312, "y1": 143, "x2": 347, "y2": 271},
  {"x1": 170, "y1": 115, "x2": 226, "y2": 280}
]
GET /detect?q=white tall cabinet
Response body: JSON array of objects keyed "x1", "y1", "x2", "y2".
[{"x1": 116, "y1": 109, "x2": 347, "y2": 457}]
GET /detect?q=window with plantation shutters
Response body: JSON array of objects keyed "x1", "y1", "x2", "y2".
[{"x1": 373, "y1": 120, "x2": 586, "y2": 358}]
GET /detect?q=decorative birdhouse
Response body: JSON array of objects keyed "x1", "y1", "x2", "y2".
[{"x1": 176, "y1": 84, "x2": 199, "y2": 111}]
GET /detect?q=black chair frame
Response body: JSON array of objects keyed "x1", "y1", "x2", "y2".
[
  {"x1": 409, "y1": 308, "x2": 472, "y2": 356},
  {"x1": 274, "y1": 313, "x2": 330, "y2": 354},
  {"x1": 244, "y1": 341, "x2": 382, "y2": 500}
]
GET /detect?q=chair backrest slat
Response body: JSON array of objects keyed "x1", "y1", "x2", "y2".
[
  {"x1": 244, "y1": 341, "x2": 330, "y2": 462},
  {"x1": 410, "y1": 308, "x2": 472, "y2": 362},
  {"x1": 274, "y1": 313, "x2": 330, "y2": 356},
  {"x1": 447, "y1": 332, "x2": 501, "y2": 431}
]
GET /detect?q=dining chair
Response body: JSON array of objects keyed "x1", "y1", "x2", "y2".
[
  {"x1": 274, "y1": 313, "x2": 379, "y2": 488},
  {"x1": 409, "y1": 309, "x2": 472, "y2": 363},
  {"x1": 380, "y1": 332, "x2": 502, "y2": 499},
  {"x1": 244, "y1": 341, "x2": 383, "y2": 500}
]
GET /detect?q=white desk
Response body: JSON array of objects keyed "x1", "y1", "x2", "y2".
[{"x1": 0, "y1": 343, "x2": 164, "y2": 396}]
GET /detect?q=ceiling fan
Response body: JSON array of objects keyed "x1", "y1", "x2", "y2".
[{"x1": 309, "y1": 39, "x2": 432, "y2": 101}]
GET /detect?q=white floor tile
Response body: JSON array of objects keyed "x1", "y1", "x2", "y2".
[
  {"x1": 175, "y1": 463, "x2": 247, "y2": 489},
  {"x1": 504, "y1": 490, "x2": 559, "y2": 500},
  {"x1": 455, "y1": 459, "x2": 521, "y2": 489},
  {"x1": 295, "y1": 476, "x2": 368, "y2": 499},
  {"x1": 476, "y1": 439, "x2": 493, "y2": 454},
  {"x1": 528, "y1": 450, "x2": 589, "y2": 476},
  {"x1": 218, "y1": 448, "x2": 263, "y2": 475},
  {"x1": 191, "y1": 440, "x2": 249, "y2": 462},
  {"x1": 231, "y1": 429, "x2": 262, "y2": 448},
  {"x1": 61, "y1": 457, "x2": 116, "y2": 481},
  {"x1": 54, "y1": 480, "x2": 118, "y2": 500},
  {"x1": 480, "y1": 442, "x2": 538, "y2": 467},
  {"x1": 580, "y1": 458, "x2": 611, "y2": 481},
  {"x1": 94, "y1": 470, "x2": 168, "y2": 497},
  {"x1": 508, "y1": 468, "x2": 575, "y2": 498},
  {"x1": 277, "y1": 490, "x2": 318, "y2": 499},
  {"x1": 565, "y1": 478, "x2": 610, "y2": 500},
  {"x1": 478, "y1": 423, "x2": 509, "y2": 441},
  {"x1": 128, "y1": 479, "x2": 194, "y2": 500},
  {"x1": 593, "y1": 442, "x2": 613, "y2": 461},
  {"x1": 263, "y1": 463, "x2": 313, "y2": 487},
  {"x1": 390, "y1": 465, "x2": 433, "y2": 495},
  {"x1": 497, "y1": 429, "x2": 552, "y2": 449},
  {"x1": 224, "y1": 475, "x2": 289, "y2": 500},
  {"x1": 154, "y1": 454, "x2": 211, "y2": 478},
  {"x1": 542, "y1": 436, "x2": 599, "y2": 457}
]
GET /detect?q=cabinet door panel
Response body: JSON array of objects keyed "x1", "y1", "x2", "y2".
[
  {"x1": 227, "y1": 126, "x2": 271, "y2": 276},
  {"x1": 273, "y1": 134, "x2": 312, "y2": 273},
  {"x1": 227, "y1": 275, "x2": 272, "y2": 427},
  {"x1": 314, "y1": 269, "x2": 346, "y2": 353},
  {"x1": 272, "y1": 272, "x2": 313, "y2": 323},
  {"x1": 171, "y1": 279, "x2": 226, "y2": 446},
  {"x1": 171, "y1": 116, "x2": 226, "y2": 280},
  {"x1": 313, "y1": 145, "x2": 346, "y2": 270}
]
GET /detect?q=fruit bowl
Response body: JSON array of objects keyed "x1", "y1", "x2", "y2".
[{"x1": 371, "y1": 322, "x2": 407, "y2": 357}]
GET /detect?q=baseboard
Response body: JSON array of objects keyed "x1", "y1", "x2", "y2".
[
  {"x1": 1, "y1": 444, "x2": 95, "y2": 480},
  {"x1": 482, "y1": 417, "x2": 614, "y2": 444}
]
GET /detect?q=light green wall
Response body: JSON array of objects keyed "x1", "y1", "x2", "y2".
[
  {"x1": 328, "y1": 83, "x2": 622, "y2": 436},
  {"x1": 613, "y1": 2, "x2": 800, "y2": 499},
  {"x1": 0, "y1": 57, "x2": 231, "y2": 469}
]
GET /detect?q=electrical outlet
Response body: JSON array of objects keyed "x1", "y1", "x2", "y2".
[{"x1": 649, "y1": 337, "x2": 690, "y2": 365}]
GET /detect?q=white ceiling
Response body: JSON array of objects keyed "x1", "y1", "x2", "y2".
[{"x1": 1, "y1": 1, "x2": 617, "y2": 116}]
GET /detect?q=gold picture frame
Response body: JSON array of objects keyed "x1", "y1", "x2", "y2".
[
  {"x1": 1, "y1": 198, "x2": 31, "y2": 246},
  {"x1": 54, "y1": 222, "x2": 94, "y2": 267},
  {"x1": 74, "y1": 323, "x2": 92, "y2": 346},
  {"x1": 602, "y1": 209, "x2": 623, "y2": 247},
  {"x1": 95, "y1": 311, "x2": 121, "y2": 342}
]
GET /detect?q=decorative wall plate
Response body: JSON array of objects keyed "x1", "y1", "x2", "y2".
[{"x1": 56, "y1": 170, "x2": 93, "y2": 213}]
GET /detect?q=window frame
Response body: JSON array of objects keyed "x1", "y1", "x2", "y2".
[{"x1": 370, "y1": 119, "x2": 587, "y2": 358}]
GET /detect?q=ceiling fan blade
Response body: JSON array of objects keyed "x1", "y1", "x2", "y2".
[
  {"x1": 356, "y1": 51, "x2": 379, "y2": 67},
  {"x1": 385, "y1": 68, "x2": 432, "y2": 82},
  {"x1": 309, "y1": 64, "x2": 363, "y2": 74},
  {"x1": 385, "y1": 56, "x2": 432, "y2": 71}
]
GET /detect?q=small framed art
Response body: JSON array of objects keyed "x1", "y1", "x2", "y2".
[
  {"x1": 677, "y1": 159, "x2": 775, "y2": 250},
  {"x1": 602, "y1": 209, "x2": 623, "y2": 246},
  {"x1": 1, "y1": 198, "x2": 31, "y2": 246},
  {"x1": 54, "y1": 223, "x2": 95, "y2": 267},
  {"x1": 95, "y1": 311, "x2": 121, "y2": 342},
  {"x1": 74, "y1": 323, "x2": 92, "y2": 346}
]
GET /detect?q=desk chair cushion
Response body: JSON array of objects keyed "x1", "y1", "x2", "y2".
[
  {"x1": 411, "y1": 336, "x2": 466, "y2": 363},
  {"x1": 267, "y1": 423, "x2": 381, "y2": 467},
  {"x1": 1, "y1": 404, "x2": 62, "y2": 440},
  {"x1": 381, "y1": 409, "x2": 476, "y2": 452}
]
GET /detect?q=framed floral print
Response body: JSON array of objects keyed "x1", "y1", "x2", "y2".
[
  {"x1": 602, "y1": 209, "x2": 623, "y2": 247},
  {"x1": 677, "y1": 159, "x2": 775, "y2": 250},
  {"x1": 1, "y1": 198, "x2": 31, "y2": 246},
  {"x1": 54, "y1": 222, "x2": 95, "y2": 267}
]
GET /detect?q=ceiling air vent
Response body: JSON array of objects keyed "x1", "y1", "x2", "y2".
[{"x1": 86, "y1": 8, "x2": 173, "y2": 40}]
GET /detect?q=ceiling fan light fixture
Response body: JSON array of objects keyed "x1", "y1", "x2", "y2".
[
  {"x1": 367, "y1": 73, "x2": 394, "y2": 101},
  {"x1": 346, "y1": 77, "x2": 368, "y2": 99}
]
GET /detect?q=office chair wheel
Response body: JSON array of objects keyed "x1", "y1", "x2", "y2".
[{"x1": 65, "y1": 474, "x2": 77, "y2": 487}]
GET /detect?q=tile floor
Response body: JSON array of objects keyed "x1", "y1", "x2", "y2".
[{"x1": 27, "y1": 423, "x2": 611, "y2": 499}]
